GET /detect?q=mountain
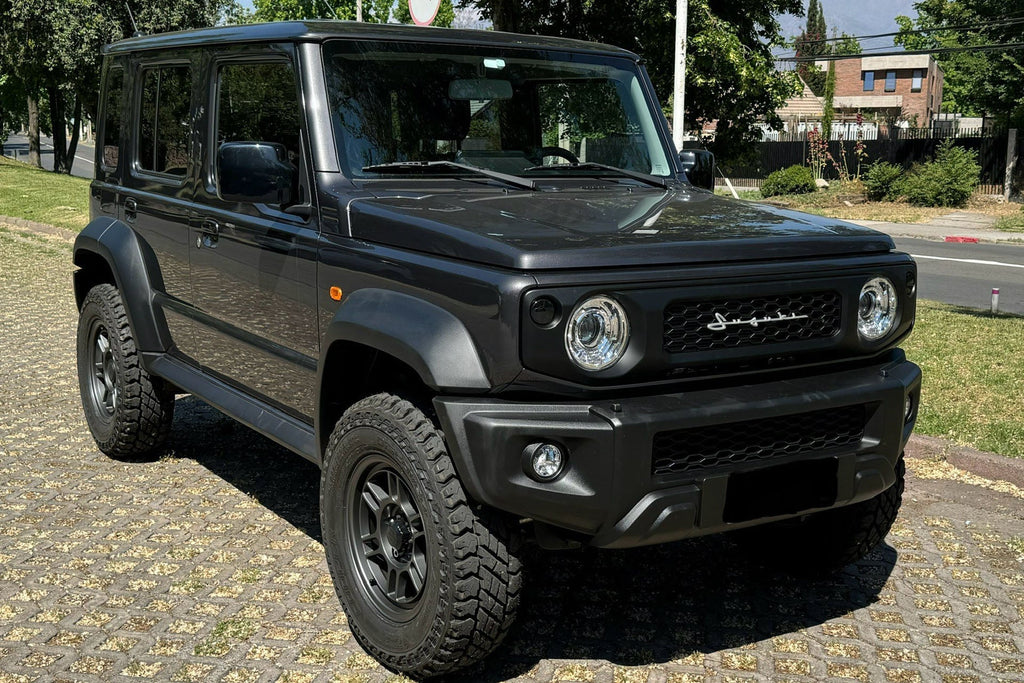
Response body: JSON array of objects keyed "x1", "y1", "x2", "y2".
[{"x1": 778, "y1": 0, "x2": 918, "y2": 43}]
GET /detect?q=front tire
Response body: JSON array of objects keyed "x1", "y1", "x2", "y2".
[
  {"x1": 76, "y1": 284, "x2": 174, "y2": 459},
  {"x1": 321, "y1": 393, "x2": 522, "y2": 678},
  {"x1": 739, "y1": 456, "x2": 905, "y2": 572}
]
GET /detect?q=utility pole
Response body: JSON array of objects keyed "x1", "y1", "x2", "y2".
[
  {"x1": 672, "y1": 0, "x2": 688, "y2": 151},
  {"x1": 356, "y1": 0, "x2": 362, "y2": 21}
]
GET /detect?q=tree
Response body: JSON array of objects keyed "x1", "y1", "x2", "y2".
[
  {"x1": 462, "y1": 0, "x2": 803, "y2": 161},
  {"x1": 0, "y1": 0, "x2": 233, "y2": 173},
  {"x1": 821, "y1": 59, "x2": 835, "y2": 140},
  {"x1": 896, "y1": 0, "x2": 1024, "y2": 126},
  {"x1": 0, "y1": 72, "x2": 26, "y2": 155},
  {"x1": 794, "y1": 0, "x2": 828, "y2": 95},
  {"x1": 832, "y1": 31, "x2": 861, "y2": 56}
]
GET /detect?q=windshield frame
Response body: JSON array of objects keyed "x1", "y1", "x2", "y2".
[{"x1": 320, "y1": 39, "x2": 682, "y2": 186}]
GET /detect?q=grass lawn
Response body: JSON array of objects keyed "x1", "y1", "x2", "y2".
[
  {"x1": 0, "y1": 156, "x2": 90, "y2": 231},
  {"x1": 716, "y1": 182, "x2": 1022, "y2": 225},
  {"x1": 905, "y1": 301, "x2": 1024, "y2": 458},
  {"x1": 995, "y1": 206, "x2": 1024, "y2": 233}
]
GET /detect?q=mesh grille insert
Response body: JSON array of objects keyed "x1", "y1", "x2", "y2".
[
  {"x1": 664, "y1": 291, "x2": 841, "y2": 354},
  {"x1": 652, "y1": 404, "x2": 866, "y2": 477}
]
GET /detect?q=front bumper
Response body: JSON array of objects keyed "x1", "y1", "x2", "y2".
[{"x1": 435, "y1": 354, "x2": 921, "y2": 549}]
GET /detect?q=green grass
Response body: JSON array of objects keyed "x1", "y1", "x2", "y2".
[
  {"x1": 994, "y1": 206, "x2": 1024, "y2": 233},
  {"x1": 193, "y1": 617, "x2": 257, "y2": 657},
  {"x1": 0, "y1": 156, "x2": 90, "y2": 231},
  {"x1": 904, "y1": 300, "x2": 1024, "y2": 458}
]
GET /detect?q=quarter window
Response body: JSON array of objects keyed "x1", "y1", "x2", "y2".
[
  {"x1": 138, "y1": 66, "x2": 192, "y2": 176},
  {"x1": 863, "y1": 71, "x2": 874, "y2": 92},
  {"x1": 101, "y1": 67, "x2": 124, "y2": 169},
  {"x1": 884, "y1": 71, "x2": 896, "y2": 92}
]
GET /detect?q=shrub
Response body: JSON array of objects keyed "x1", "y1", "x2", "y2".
[
  {"x1": 760, "y1": 165, "x2": 817, "y2": 197},
  {"x1": 862, "y1": 161, "x2": 905, "y2": 201},
  {"x1": 903, "y1": 140, "x2": 981, "y2": 208}
]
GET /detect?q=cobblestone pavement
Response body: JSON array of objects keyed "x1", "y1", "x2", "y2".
[{"x1": 1, "y1": 226, "x2": 1024, "y2": 683}]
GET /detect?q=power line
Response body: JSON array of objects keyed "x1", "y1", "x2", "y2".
[
  {"x1": 777, "y1": 42, "x2": 1024, "y2": 62},
  {"x1": 793, "y1": 14, "x2": 1024, "y2": 46}
]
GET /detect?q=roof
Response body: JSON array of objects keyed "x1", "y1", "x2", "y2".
[
  {"x1": 777, "y1": 78, "x2": 823, "y2": 119},
  {"x1": 103, "y1": 20, "x2": 639, "y2": 59}
]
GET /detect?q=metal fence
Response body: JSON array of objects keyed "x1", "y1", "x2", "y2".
[{"x1": 720, "y1": 129, "x2": 1008, "y2": 194}]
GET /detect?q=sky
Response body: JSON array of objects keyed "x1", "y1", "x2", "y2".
[{"x1": 777, "y1": 0, "x2": 918, "y2": 43}]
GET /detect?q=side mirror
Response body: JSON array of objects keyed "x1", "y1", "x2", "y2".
[
  {"x1": 679, "y1": 149, "x2": 715, "y2": 191},
  {"x1": 217, "y1": 141, "x2": 296, "y2": 206}
]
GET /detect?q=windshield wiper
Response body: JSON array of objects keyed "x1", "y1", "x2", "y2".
[
  {"x1": 523, "y1": 161, "x2": 668, "y2": 189},
  {"x1": 361, "y1": 160, "x2": 537, "y2": 191}
]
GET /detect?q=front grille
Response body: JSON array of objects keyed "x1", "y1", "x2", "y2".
[
  {"x1": 651, "y1": 404, "x2": 866, "y2": 477},
  {"x1": 663, "y1": 291, "x2": 841, "y2": 354}
]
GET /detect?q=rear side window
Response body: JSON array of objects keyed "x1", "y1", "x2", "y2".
[
  {"x1": 215, "y1": 62, "x2": 302, "y2": 165},
  {"x1": 101, "y1": 66, "x2": 124, "y2": 169},
  {"x1": 138, "y1": 65, "x2": 192, "y2": 176}
]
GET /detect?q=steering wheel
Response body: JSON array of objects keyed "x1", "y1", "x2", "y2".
[{"x1": 532, "y1": 146, "x2": 580, "y2": 166}]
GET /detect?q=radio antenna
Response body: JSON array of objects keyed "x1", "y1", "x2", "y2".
[
  {"x1": 125, "y1": 3, "x2": 143, "y2": 37},
  {"x1": 321, "y1": 0, "x2": 338, "y2": 19}
]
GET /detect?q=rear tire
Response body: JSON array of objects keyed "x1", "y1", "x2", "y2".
[
  {"x1": 76, "y1": 284, "x2": 174, "y2": 459},
  {"x1": 321, "y1": 393, "x2": 523, "y2": 678},
  {"x1": 739, "y1": 455, "x2": 905, "y2": 573}
]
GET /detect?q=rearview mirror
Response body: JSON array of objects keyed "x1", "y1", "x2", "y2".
[
  {"x1": 217, "y1": 141, "x2": 296, "y2": 205},
  {"x1": 679, "y1": 149, "x2": 715, "y2": 191}
]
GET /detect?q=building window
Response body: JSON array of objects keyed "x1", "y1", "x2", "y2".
[
  {"x1": 885, "y1": 71, "x2": 896, "y2": 92},
  {"x1": 863, "y1": 71, "x2": 875, "y2": 91},
  {"x1": 911, "y1": 69, "x2": 923, "y2": 92}
]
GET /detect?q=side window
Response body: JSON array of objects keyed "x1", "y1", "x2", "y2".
[
  {"x1": 138, "y1": 65, "x2": 192, "y2": 177},
  {"x1": 215, "y1": 61, "x2": 303, "y2": 203},
  {"x1": 101, "y1": 66, "x2": 124, "y2": 169}
]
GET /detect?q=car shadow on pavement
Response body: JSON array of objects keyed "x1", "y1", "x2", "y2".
[{"x1": 167, "y1": 395, "x2": 897, "y2": 681}]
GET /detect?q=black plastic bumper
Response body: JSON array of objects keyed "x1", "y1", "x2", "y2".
[{"x1": 434, "y1": 354, "x2": 921, "y2": 549}]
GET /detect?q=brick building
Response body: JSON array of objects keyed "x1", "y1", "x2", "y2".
[{"x1": 828, "y1": 54, "x2": 944, "y2": 126}]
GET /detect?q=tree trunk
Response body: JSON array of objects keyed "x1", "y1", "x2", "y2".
[
  {"x1": 66, "y1": 95, "x2": 82, "y2": 174},
  {"x1": 490, "y1": 0, "x2": 518, "y2": 32},
  {"x1": 48, "y1": 85, "x2": 69, "y2": 174},
  {"x1": 26, "y1": 94, "x2": 41, "y2": 168}
]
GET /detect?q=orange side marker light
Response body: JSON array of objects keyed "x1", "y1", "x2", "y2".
[{"x1": 329, "y1": 286, "x2": 343, "y2": 301}]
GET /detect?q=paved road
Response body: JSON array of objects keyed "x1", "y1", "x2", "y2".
[
  {"x1": 2, "y1": 133, "x2": 94, "y2": 178},
  {"x1": 895, "y1": 238, "x2": 1024, "y2": 315},
  {"x1": 1, "y1": 229, "x2": 1023, "y2": 682}
]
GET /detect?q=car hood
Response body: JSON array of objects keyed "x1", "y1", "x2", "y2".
[{"x1": 347, "y1": 186, "x2": 894, "y2": 270}]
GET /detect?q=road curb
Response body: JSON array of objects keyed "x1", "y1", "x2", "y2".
[
  {"x1": 0, "y1": 214, "x2": 77, "y2": 242},
  {"x1": 906, "y1": 434, "x2": 1024, "y2": 488}
]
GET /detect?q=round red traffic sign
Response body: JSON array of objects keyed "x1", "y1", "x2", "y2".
[{"x1": 408, "y1": 0, "x2": 441, "y2": 26}]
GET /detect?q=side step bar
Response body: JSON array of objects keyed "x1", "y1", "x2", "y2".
[{"x1": 146, "y1": 353, "x2": 319, "y2": 466}]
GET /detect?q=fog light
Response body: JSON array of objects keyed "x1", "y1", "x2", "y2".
[
  {"x1": 904, "y1": 394, "x2": 915, "y2": 423},
  {"x1": 525, "y1": 443, "x2": 564, "y2": 481}
]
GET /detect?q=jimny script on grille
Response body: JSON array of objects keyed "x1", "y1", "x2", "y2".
[{"x1": 706, "y1": 311, "x2": 810, "y2": 332}]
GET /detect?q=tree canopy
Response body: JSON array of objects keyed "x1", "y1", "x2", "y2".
[
  {"x1": 462, "y1": 0, "x2": 804, "y2": 160},
  {"x1": 895, "y1": 0, "x2": 1024, "y2": 126}
]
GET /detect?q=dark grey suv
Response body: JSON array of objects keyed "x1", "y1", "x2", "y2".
[{"x1": 73, "y1": 20, "x2": 921, "y2": 678}]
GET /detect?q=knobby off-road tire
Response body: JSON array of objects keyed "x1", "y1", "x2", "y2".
[
  {"x1": 321, "y1": 393, "x2": 523, "y2": 679},
  {"x1": 76, "y1": 284, "x2": 174, "y2": 459},
  {"x1": 741, "y1": 455, "x2": 906, "y2": 573}
]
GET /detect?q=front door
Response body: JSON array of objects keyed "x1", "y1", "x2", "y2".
[{"x1": 188, "y1": 46, "x2": 320, "y2": 421}]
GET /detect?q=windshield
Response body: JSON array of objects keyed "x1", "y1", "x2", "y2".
[{"x1": 323, "y1": 41, "x2": 673, "y2": 181}]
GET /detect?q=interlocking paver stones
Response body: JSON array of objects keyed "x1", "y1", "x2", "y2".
[{"x1": 1, "y1": 225, "x2": 1024, "y2": 682}]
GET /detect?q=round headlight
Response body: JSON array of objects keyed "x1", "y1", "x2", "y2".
[
  {"x1": 858, "y1": 277, "x2": 898, "y2": 341},
  {"x1": 565, "y1": 295, "x2": 630, "y2": 371}
]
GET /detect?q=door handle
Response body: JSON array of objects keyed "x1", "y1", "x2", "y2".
[
  {"x1": 198, "y1": 218, "x2": 220, "y2": 249},
  {"x1": 124, "y1": 197, "x2": 138, "y2": 223}
]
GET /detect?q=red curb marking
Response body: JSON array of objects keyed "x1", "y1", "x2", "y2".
[{"x1": 944, "y1": 236, "x2": 979, "y2": 243}]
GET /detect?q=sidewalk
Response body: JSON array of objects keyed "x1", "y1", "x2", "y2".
[{"x1": 847, "y1": 211, "x2": 1023, "y2": 243}]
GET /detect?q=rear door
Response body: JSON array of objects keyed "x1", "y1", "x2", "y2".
[
  {"x1": 122, "y1": 54, "x2": 199, "y2": 361},
  {"x1": 188, "y1": 44, "x2": 320, "y2": 421}
]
